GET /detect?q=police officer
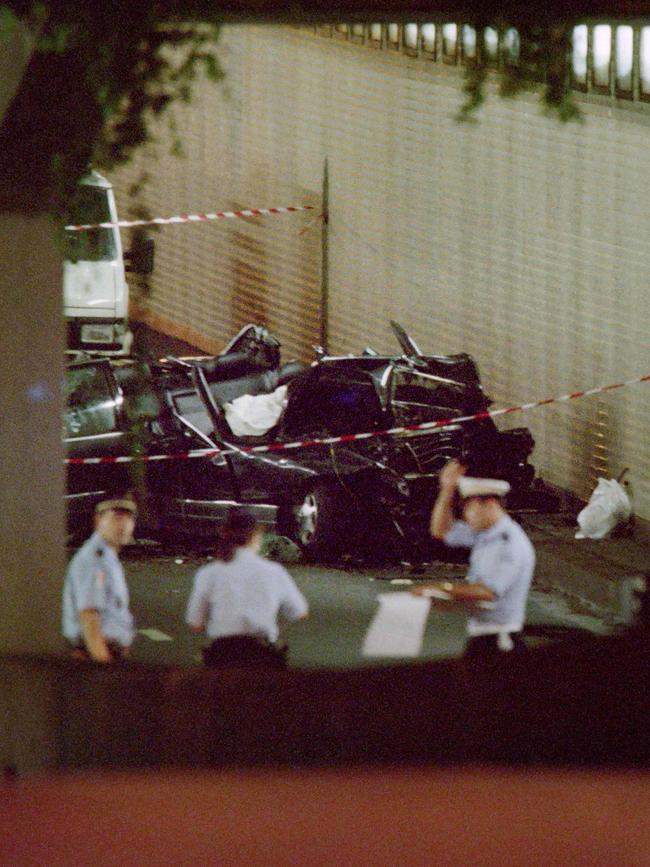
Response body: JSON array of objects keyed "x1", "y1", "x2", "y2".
[
  {"x1": 62, "y1": 496, "x2": 137, "y2": 662},
  {"x1": 427, "y1": 460, "x2": 535, "y2": 657},
  {"x1": 186, "y1": 507, "x2": 309, "y2": 669}
]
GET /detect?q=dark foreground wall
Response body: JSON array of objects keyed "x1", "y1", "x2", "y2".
[{"x1": 3, "y1": 631, "x2": 650, "y2": 774}]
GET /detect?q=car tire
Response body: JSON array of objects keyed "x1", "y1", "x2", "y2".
[{"x1": 286, "y1": 482, "x2": 350, "y2": 561}]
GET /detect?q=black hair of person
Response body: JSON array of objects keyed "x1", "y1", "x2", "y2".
[{"x1": 214, "y1": 507, "x2": 259, "y2": 562}]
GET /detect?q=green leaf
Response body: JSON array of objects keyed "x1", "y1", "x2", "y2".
[
  {"x1": 0, "y1": 6, "x2": 19, "y2": 44},
  {"x1": 37, "y1": 23, "x2": 75, "y2": 53}
]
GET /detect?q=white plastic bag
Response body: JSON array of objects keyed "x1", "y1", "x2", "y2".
[{"x1": 575, "y1": 477, "x2": 631, "y2": 539}]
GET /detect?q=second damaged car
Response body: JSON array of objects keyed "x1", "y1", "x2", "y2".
[{"x1": 65, "y1": 322, "x2": 544, "y2": 560}]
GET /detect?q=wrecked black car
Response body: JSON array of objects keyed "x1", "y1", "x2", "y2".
[{"x1": 65, "y1": 322, "x2": 540, "y2": 560}]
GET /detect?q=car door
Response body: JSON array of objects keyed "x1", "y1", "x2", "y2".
[
  {"x1": 167, "y1": 386, "x2": 238, "y2": 537},
  {"x1": 110, "y1": 361, "x2": 186, "y2": 537},
  {"x1": 65, "y1": 359, "x2": 188, "y2": 541},
  {"x1": 64, "y1": 360, "x2": 131, "y2": 538}
]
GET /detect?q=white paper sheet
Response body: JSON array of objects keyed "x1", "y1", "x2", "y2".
[
  {"x1": 362, "y1": 592, "x2": 431, "y2": 657},
  {"x1": 138, "y1": 628, "x2": 174, "y2": 642}
]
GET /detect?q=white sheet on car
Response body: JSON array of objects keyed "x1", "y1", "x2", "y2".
[{"x1": 224, "y1": 384, "x2": 288, "y2": 437}]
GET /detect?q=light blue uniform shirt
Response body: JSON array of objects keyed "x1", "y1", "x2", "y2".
[
  {"x1": 186, "y1": 547, "x2": 308, "y2": 643},
  {"x1": 444, "y1": 515, "x2": 535, "y2": 634},
  {"x1": 62, "y1": 532, "x2": 135, "y2": 648}
]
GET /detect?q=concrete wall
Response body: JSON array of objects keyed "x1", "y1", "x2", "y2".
[
  {"x1": 111, "y1": 25, "x2": 650, "y2": 519},
  {"x1": 3, "y1": 631, "x2": 650, "y2": 773}
]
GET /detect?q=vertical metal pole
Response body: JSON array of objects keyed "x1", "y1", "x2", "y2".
[{"x1": 320, "y1": 158, "x2": 329, "y2": 352}]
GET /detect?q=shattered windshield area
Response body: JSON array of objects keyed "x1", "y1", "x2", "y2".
[
  {"x1": 390, "y1": 369, "x2": 467, "y2": 425},
  {"x1": 311, "y1": 379, "x2": 382, "y2": 435},
  {"x1": 283, "y1": 372, "x2": 383, "y2": 436},
  {"x1": 64, "y1": 365, "x2": 118, "y2": 438}
]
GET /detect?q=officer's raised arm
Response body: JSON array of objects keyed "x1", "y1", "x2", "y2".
[
  {"x1": 420, "y1": 472, "x2": 535, "y2": 658},
  {"x1": 430, "y1": 460, "x2": 466, "y2": 539}
]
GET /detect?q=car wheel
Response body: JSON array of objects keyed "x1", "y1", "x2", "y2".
[{"x1": 287, "y1": 482, "x2": 349, "y2": 561}]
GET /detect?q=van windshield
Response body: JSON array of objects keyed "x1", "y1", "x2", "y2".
[{"x1": 65, "y1": 184, "x2": 117, "y2": 263}]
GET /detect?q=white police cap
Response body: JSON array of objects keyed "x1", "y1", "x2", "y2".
[
  {"x1": 95, "y1": 497, "x2": 137, "y2": 515},
  {"x1": 457, "y1": 476, "x2": 511, "y2": 499}
]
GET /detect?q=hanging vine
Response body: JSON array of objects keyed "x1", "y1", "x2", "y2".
[
  {"x1": 0, "y1": 3, "x2": 587, "y2": 217},
  {"x1": 458, "y1": 19, "x2": 581, "y2": 122},
  {"x1": 0, "y1": 2, "x2": 224, "y2": 215}
]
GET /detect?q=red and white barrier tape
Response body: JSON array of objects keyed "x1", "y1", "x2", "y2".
[
  {"x1": 65, "y1": 204, "x2": 315, "y2": 232},
  {"x1": 64, "y1": 372, "x2": 650, "y2": 466}
]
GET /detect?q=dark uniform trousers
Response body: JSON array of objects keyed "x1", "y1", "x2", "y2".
[{"x1": 202, "y1": 635, "x2": 288, "y2": 670}]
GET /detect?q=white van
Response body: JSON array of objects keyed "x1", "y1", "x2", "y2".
[{"x1": 64, "y1": 170, "x2": 153, "y2": 355}]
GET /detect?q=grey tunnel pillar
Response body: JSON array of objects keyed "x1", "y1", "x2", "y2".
[{"x1": 0, "y1": 214, "x2": 64, "y2": 655}]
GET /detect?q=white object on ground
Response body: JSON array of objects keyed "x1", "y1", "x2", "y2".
[
  {"x1": 575, "y1": 477, "x2": 632, "y2": 539},
  {"x1": 138, "y1": 628, "x2": 174, "y2": 642},
  {"x1": 362, "y1": 592, "x2": 431, "y2": 657}
]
